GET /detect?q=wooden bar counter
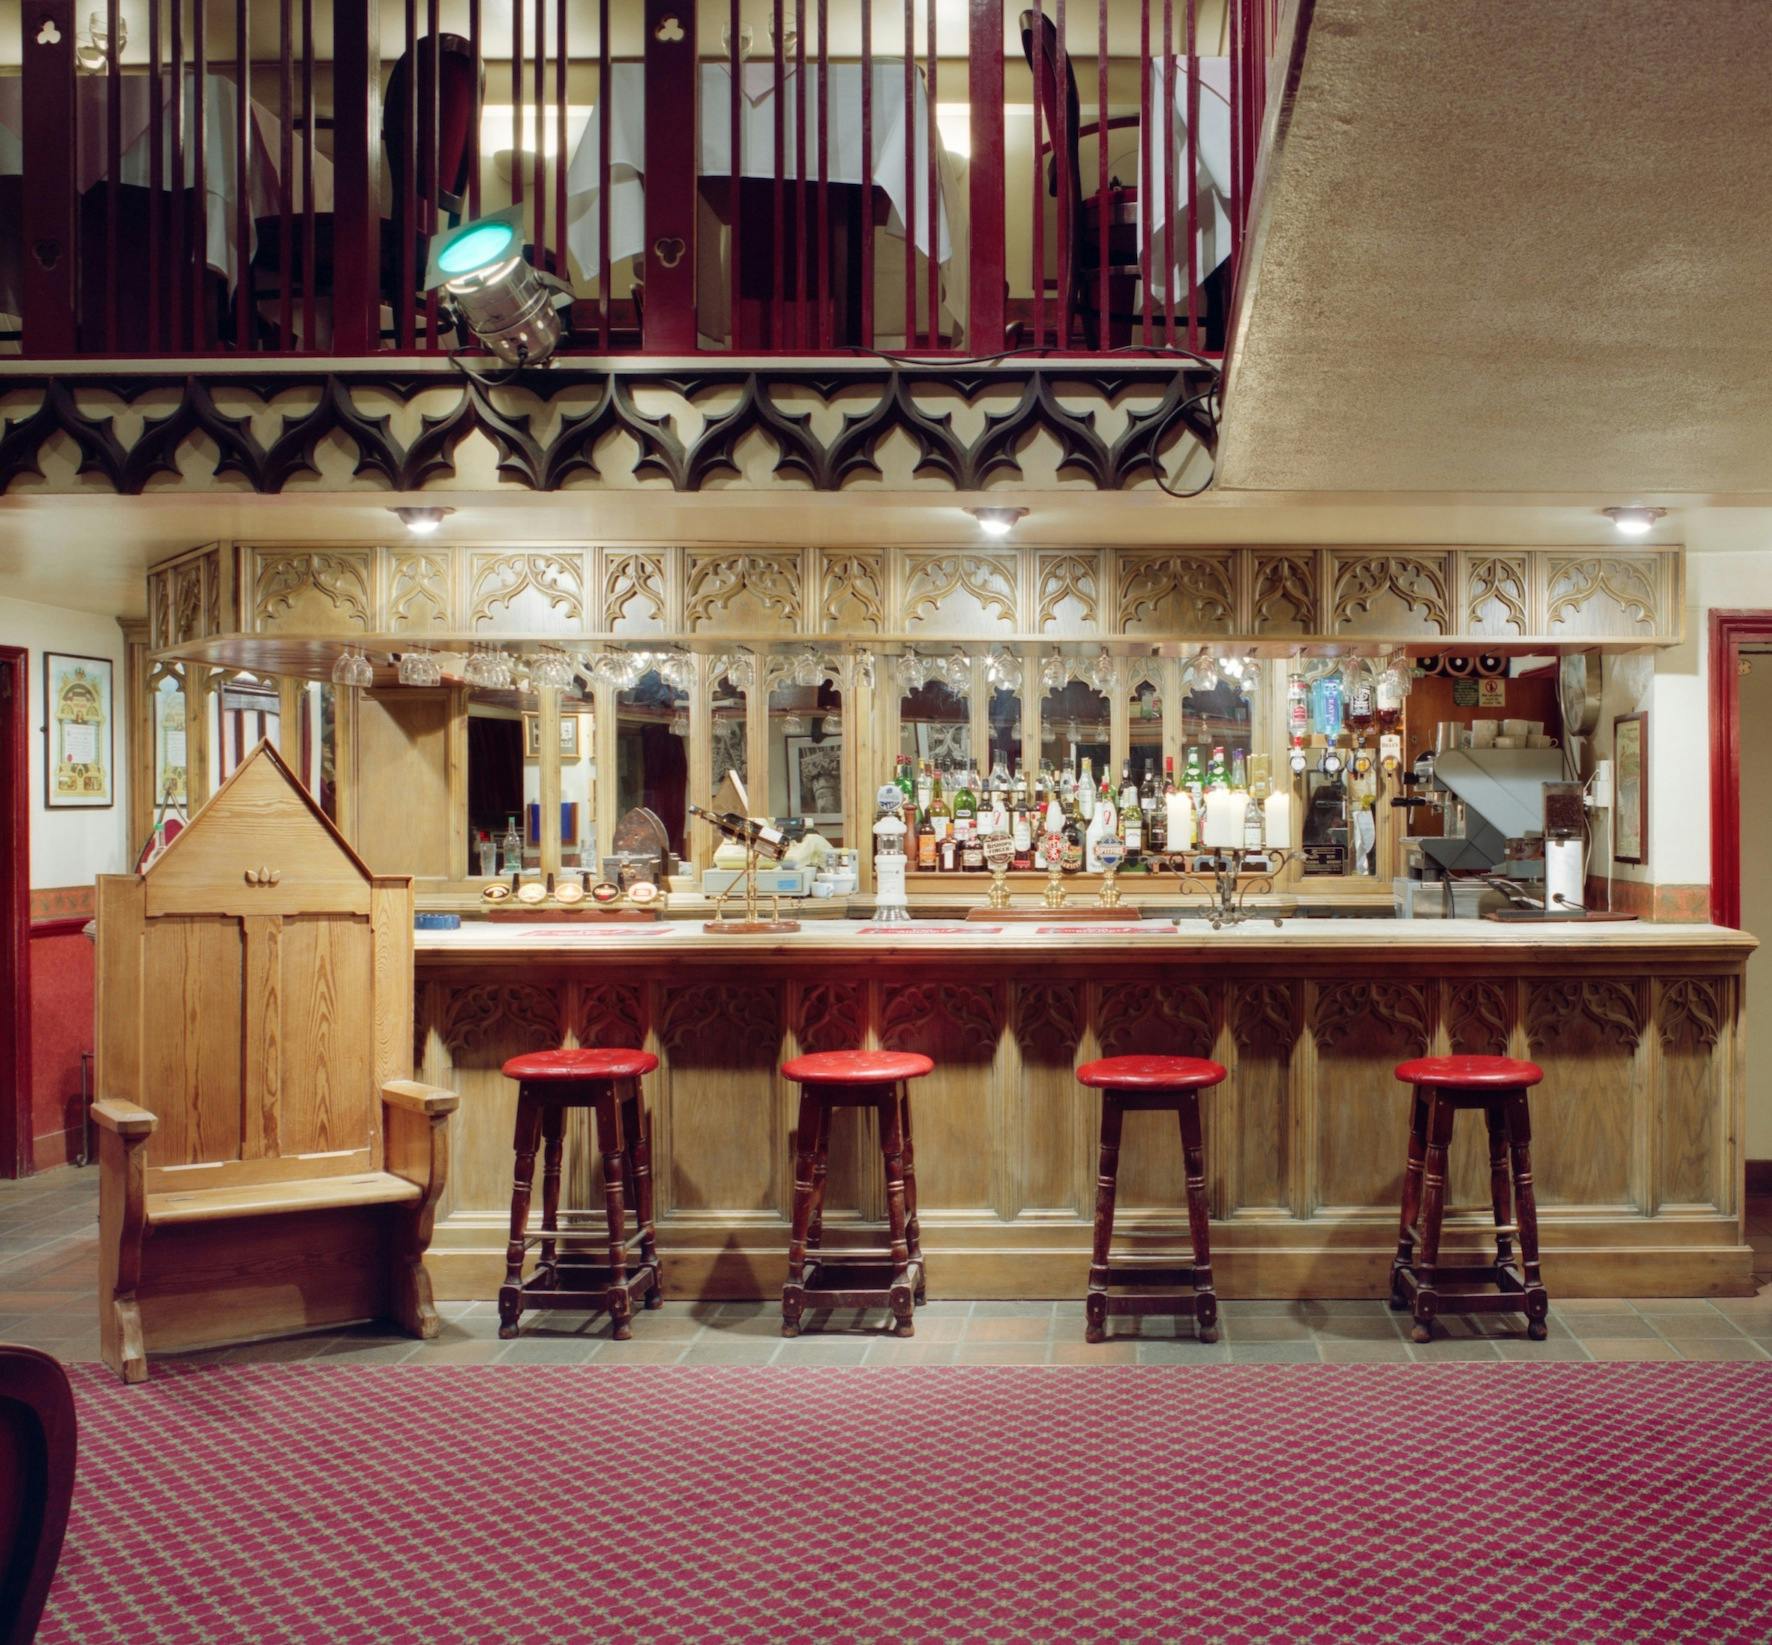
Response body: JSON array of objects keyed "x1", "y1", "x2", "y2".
[{"x1": 412, "y1": 918, "x2": 1757, "y2": 1300}]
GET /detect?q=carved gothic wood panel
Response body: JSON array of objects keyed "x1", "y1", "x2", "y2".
[
  {"x1": 1545, "y1": 555, "x2": 1661, "y2": 638},
  {"x1": 658, "y1": 984, "x2": 782, "y2": 1215},
  {"x1": 250, "y1": 549, "x2": 374, "y2": 635},
  {"x1": 1011, "y1": 983, "x2": 1086, "y2": 1215},
  {"x1": 685, "y1": 551, "x2": 804, "y2": 632},
  {"x1": 1462, "y1": 553, "x2": 1530, "y2": 638},
  {"x1": 1115, "y1": 551, "x2": 1236, "y2": 636},
  {"x1": 1656, "y1": 978, "x2": 1728, "y2": 1212},
  {"x1": 817, "y1": 551, "x2": 886, "y2": 633},
  {"x1": 384, "y1": 549, "x2": 453, "y2": 632},
  {"x1": 1312, "y1": 981, "x2": 1432, "y2": 1209},
  {"x1": 1525, "y1": 979, "x2": 1644, "y2": 1209},
  {"x1": 900, "y1": 553, "x2": 1019, "y2": 635},
  {"x1": 1329, "y1": 554, "x2": 1452, "y2": 638},
  {"x1": 600, "y1": 550, "x2": 670, "y2": 634},
  {"x1": 1035, "y1": 553, "x2": 1100, "y2": 635},
  {"x1": 1249, "y1": 552, "x2": 1319, "y2": 636},
  {"x1": 467, "y1": 551, "x2": 585, "y2": 633},
  {"x1": 880, "y1": 982, "x2": 1002, "y2": 1212},
  {"x1": 1230, "y1": 982, "x2": 1302, "y2": 1214}
]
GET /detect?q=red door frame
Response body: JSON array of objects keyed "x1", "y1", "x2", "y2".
[
  {"x1": 1707, "y1": 611, "x2": 1772, "y2": 929},
  {"x1": 0, "y1": 644, "x2": 31, "y2": 1177}
]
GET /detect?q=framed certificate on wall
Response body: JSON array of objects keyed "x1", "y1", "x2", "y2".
[
  {"x1": 44, "y1": 652, "x2": 114, "y2": 808},
  {"x1": 1613, "y1": 710, "x2": 1647, "y2": 866}
]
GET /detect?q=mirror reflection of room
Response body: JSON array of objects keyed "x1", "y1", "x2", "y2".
[
  {"x1": 899, "y1": 676, "x2": 970, "y2": 777},
  {"x1": 772, "y1": 674, "x2": 844, "y2": 847},
  {"x1": 1041, "y1": 678, "x2": 1111, "y2": 779},
  {"x1": 617, "y1": 669, "x2": 690, "y2": 859},
  {"x1": 466, "y1": 698, "x2": 525, "y2": 875}
]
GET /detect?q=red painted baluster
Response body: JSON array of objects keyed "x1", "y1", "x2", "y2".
[
  {"x1": 234, "y1": 0, "x2": 252, "y2": 350},
  {"x1": 1096, "y1": 0, "x2": 1108, "y2": 348},
  {"x1": 641, "y1": 0, "x2": 697, "y2": 350},
  {"x1": 1138, "y1": 0, "x2": 1151, "y2": 346},
  {"x1": 923, "y1": 0, "x2": 936, "y2": 348},
  {"x1": 1160, "y1": 0, "x2": 1174, "y2": 346},
  {"x1": 728, "y1": 0, "x2": 742, "y2": 348},
  {"x1": 533, "y1": 0, "x2": 546, "y2": 285},
  {"x1": 965, "y1": 0, "x2": 1003, "y2": 354},
  {"x1": 149, "y1": 0, "x2": 165, "y2": 350},
  {"x1": 794, "y1": 0, "x2": 807, "y2": 350},
  {"x1": 901, "y1": 0, "x2": 915, "y2": 349},
  {"x1": 301, "y1": 0, "x2": 316, "y2": 348},
  {"x1": 1184, "y1": 0, "x2": 1198, "y2": 352},
  {"x1": 397, "y1": 0, "x2": 416, "y2": 349},
  {"x1": 277, "y1": 0, "x2": 293, "y2": 349},
  {"x1": 171, "y1": 0, "x2": 186, "y2": 350},
  {"x1": 816, "y1": 0, "x2": 829, "y2": 351},
  {"x1": 427, "y1": 0, "x2": 443, "y2": 348},
  {"x1": 1029, "y1": 0, "x2": 1044, "y2": 350},
  {"x1": 20, "y1": 0, "x2": 77, "y2": 355},
  {"x1": 554, "y1": 0, "x2": 567, "y2": 320},
  {"x1": 467, "y1": 0, "x2": 482, "y2": 218},
  {"x1": 330, "y1": 0, "x2": 379, "y2": 353},
  {"x1": 597, "y1": 0, "x2": 610, "y2": 348},
  {"x1": 193, "y1": 0, "x2": 207, "y2": 348},
  {"x1": 772, "y1": 0, "x2": 784, "y2": 347},
  {"x1": 106, "y1": 0, "x2": 121, "y2": 350},
  {"x1": 859, "y1": 0, "x2": 874, "y2": 350},
  {"x1": 1053, "y1": 0, "x2": 1068, "y2": 350}
]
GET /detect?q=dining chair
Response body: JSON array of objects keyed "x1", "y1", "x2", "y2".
[
  {"x1": 244, "y1": 34, "x2": 484, "y2": 348},
  {"x1": 1019, "y1": 10, "x2": 1225, "y2": 351},
  {"x1": 77, "y1": 183, "x2": 228, "y2": 352}
]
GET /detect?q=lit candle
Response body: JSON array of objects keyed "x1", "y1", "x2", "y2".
[{"x1": 1202, "y1": 789, "x2": 1247, "y2": 850}]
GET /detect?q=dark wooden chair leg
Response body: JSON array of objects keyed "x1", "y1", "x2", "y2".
[
  {"x1": 899, "y1": 1081, "x2": 925, "y2": 1302},
  {"x1": 805, "y1": 1098, "x2": 832, "y2": 1259},
  {"x1": 1410, "y1": 1092, "x2": 1457, "y2": 1343},
  {"x1": 1390, "y1": 1087, "x2": 1429, "y2": 1310},
  {"x1": 498, "y1": 1091, "x2": 543, "y2": 1339},
  {"x1": 593, "y1": 1083, "x2": 633, "y2": 1340},
  {"x1": 1085, "y1": 1094, "x2": 1125, "y2": 1344},
  {"x1": 782, "y1": 1090, "x2": 823, "y2": 1337},
  {"x1": 538, "y1": 1101, "x2": 565, "y2": 1288},
  {"x1": 631, "y1": 1088, "x2": 663, "y2": 1307},
  {"x1": 1177, "y1": 1090, "x2": 1219, "y2": 1342},
  {"x1": 1506, "y1": 1090, "x2": 1549, "y2": 1339},
  {"x1": 1485, "y1": 1099, "x2": 1515, "y2": 1271},
  {"x1": 877, "y1": 1090, "x2": 916, "y2": 1337}
]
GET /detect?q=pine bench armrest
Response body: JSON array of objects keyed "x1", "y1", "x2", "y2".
[
  {"x1": 381, "y1": 1080, "x2": 460, "y2": 1118},
  {"x1": 91, "y1": 1098, "x2": 157, "y2": 1139}
]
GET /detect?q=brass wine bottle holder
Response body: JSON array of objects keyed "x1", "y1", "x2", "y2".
[{"x1": 1177, "y1": 848, "x2": 1294, "y2": 930}]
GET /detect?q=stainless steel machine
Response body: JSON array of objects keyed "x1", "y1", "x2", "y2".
[{"x1": 1404, "y1": 749, "x2": 1586, "y2": 917}]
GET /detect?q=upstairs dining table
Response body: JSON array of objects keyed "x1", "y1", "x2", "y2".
[
  {"x1": 564, "y1": 57, "x2": 958, "y2": 341},
  {"x1": 0, "y1": 69, "x2": 332, "y2": 320}
]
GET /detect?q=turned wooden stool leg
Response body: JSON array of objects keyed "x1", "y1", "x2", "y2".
[
  {"x1": 878, "y1": 1089, "x2": 916, "y2": 1337},
  {"x1": 1178, "y1": 1089, "x2": 1219, "y2": 1342},
  {"x1": 1505, "y1": 1090, "x2": 1549, "y2": 1339},
  {"x1": 805, "y1": 1099, "x2": 832, "y2": 1258},
  {"x1": 1410, "y1": 1092, "x2": 1457, "y2": 1343},
  {"x1": 1390, "y1": 1087, "x2": 1429, "y2": 1311},
  {"x1": 1085, "y1": 1095, "x2": 1125, "y2": 1344},
  {"x1": 499, "y1": 1090, "x2": 544, "y2": 1338},
  {"x1": 593, "y1": 1083, "x2": 634, "y2": 1340},
  {"x1": 1485, "y1": 1099, "x2": 1515, "y2": 1272},
  {"x1": 783, "y1": 1090, "x2": 823, "y2": 1337},
  {"x1": 538, "y1": 1101, "x2": 566, "y2": 1287},
  {"x1": 899, "y1": 1082, "x2": 925, "y2": 1303},
  {"x1": 623, "y1": 1083, "x2": 662, "y2": 1308}
]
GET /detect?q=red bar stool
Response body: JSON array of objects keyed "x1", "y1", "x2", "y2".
[
  {"x1": 1076, "y1": 1055, "x2": 1226, "y2": 1343},
  {"x1": 1390, "y1": 1055, "x2": 1549, "y2": 1342},
  {"x1": 497, "y1": 1048, "x2": 662, "y2": 1341},
  {"x1": 780, "y1": 1050, "x2": 933, "y2": 1338}
]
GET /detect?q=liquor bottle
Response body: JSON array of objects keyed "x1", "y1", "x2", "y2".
[
  {"x1": 477, "y1": 830, "x2": 497, "y2": 877},
  {"x1": 1310, "y1": 672, "x2": 1344, "y2": 738},
  {"x1": 1208, "y1": 746, "x2": 1229, "y2": 790},
  {"x1": 1375, "y1": 666, "x2": 1405, "y2": 732},
  {"x1": 501, "y1": 815, "x2": 524, "y2": 873},
  {"x1": 1011, "y1": 791, "x2": 1034, "y2": 870},
  {"x1": 1061, "y1": 788, "x2": 1085, "y2": 873},
  {"x1": 1148, "y1": 764, "x2": 1167, "y2": 853},
  {"x1": 1078, "y1": 758, "x2": 1096, "y2": 822},
  {"x1": 1086, "y1": 773, "x2": 1116, "y2": 873},
  {"x1": 928, "y1": 770, "x2": 951, "y2": 844},
  {"x1": 916, "y1": 759, "x2": 934, "y2": 820},
  {"x1": 896, "y1": 755, "x2": 916, "y2": 812},
  {"x1": 1119, "y1": 761, "x2": 1139, "y2": 823},
  {"x1": 1287, "y1": 674, "x2": 1310, "y2": 742},
  {"x1": 687, "y1": 805, "x2": 786, "y2": 858},
  {"x1": 938, "y1": 833, "x2": 958, "y2": 873},
  {"x1": 1124, "y1": 780, "x2": 1144, "y2": 862},
  {"x1": 916, "y1": 807, "x2": 937, "y2": 871},
  {"x1": 1230, "y1": 747, "x2": 1248, "y2": 791},
  {"x1": 1243, "y1": 793, "x2": 1265, "y2": 851},
  {"x1": 1183, "y1": 746, "x2": 1205, "y2": 809},
  {"x1": 989, "y1": 752, "x2": 1010, "y2": 795},
  {"x1": 1347, "y1": 677, "x2": 1375, "y2": 742},
  {"x1": 953, "y1": 765, "x2": 978, "y2": 849}
]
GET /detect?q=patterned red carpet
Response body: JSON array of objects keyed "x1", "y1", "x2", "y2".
[{"x1": 41, "y1": 1361, "x2": 1772, "y2": 1644}]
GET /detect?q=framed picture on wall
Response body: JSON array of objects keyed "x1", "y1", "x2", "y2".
[
  {"x1": 1613, "y1": 711, "x2": 1647, "y2": 865},
  {"x1": 785, "y1": 734, "x2": 844, "y2": 825},
  {"x1": 44, "y1": 652, "x2": 114, "y2": 808},
  {"x1": 523, "y1": 710, "x2": 582, "y2": 761}
]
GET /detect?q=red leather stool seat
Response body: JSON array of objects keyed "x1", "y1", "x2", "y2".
[
  {"x1": 1394, "y1": 1055, "x2": 1542, "y2": 1091},
  {"x1": 501, "y1": 1048, "x2": 659, "y2": 1082},
  {"x1": 781, "y1": 1050, "x2": 934, "y2": 1086},
  {"x1": 1077, "y1": 1055, "x2": 1227, "y2": 1091}
]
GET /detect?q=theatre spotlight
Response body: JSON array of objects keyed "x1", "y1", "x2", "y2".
[{"x1": 426, "y1": 207, "x2": 571, "y2": 366}]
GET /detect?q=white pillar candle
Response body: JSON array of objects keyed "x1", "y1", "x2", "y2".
[
  {"x1": 1263, "y1": 790, "x2": 1293, "y2": 851},
  {"x1": 1165, "y1": 790, "x2": 1194, "y2": 851},
  {"x1": 1202, "y1": 789, "x2": 1247, "y2": 850}
]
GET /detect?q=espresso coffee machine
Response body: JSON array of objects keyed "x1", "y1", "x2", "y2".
[{"x1": 1411, "y1": 749, "x2": 1586, "y2": 916}]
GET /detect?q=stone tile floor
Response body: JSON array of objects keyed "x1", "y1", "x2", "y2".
[{"x1": 4, "y1": 1166, "x2": 1769, "y2": 1369}]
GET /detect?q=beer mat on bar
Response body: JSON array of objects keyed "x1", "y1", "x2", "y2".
[
  {"x1": 1037, "y1": 923, "x2": 1174, "y2": 936},
  {"x1": 510, "y1": 924, "x2": 678, "y2": 938},
  {"x1": 858, "y1": 925, "x2": 997, "y2": 936}
]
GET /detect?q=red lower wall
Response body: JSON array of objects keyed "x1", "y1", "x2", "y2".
[{"x1": 29, "y1": 923, "x2": 94, "y2": 1170}]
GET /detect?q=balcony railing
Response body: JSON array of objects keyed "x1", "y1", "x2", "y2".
[{"x1": 2, "y1": 0, "x2": 1282, "y2": 360}]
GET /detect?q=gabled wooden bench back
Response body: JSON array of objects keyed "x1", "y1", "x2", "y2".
[{"x1": 96, "y1": 740, "x2": 415, "y2": 1197}]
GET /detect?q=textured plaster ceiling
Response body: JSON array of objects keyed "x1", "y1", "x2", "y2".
[{"x1": 1217, "y1": 0, "x2": 1772, "y2": 495}]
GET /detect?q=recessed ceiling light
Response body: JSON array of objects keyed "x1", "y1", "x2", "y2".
[
  {"x1": 969, "y1": 506, "x2": 1028, "y2": 538},
  {"x1": 1603, "y1": 506, "x2": 1664, "y2": 538},
  {"x1": 391, "y1": 506, "x2": 454, "y2": 536}
]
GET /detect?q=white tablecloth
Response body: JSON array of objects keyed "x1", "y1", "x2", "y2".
[
  {"x1": 565, "y1": 59, "x2": 952, "y2": 273},
  {"x1": 1139, "y1": 55, "x2": 1233, "y2": 285},
  {"x1": 0, "y1": 70, "x2": 333, "y2": 302}
]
